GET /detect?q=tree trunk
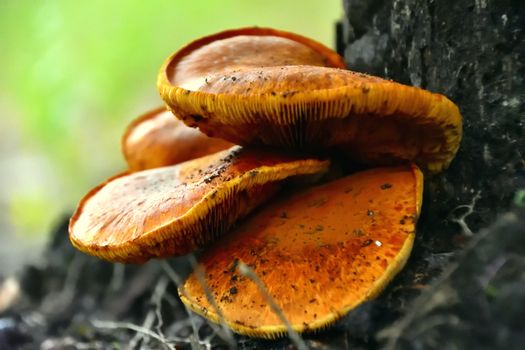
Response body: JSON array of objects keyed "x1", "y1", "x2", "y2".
[{"x1": 337, "y1": 0, "x2": 525, "y2": 348}]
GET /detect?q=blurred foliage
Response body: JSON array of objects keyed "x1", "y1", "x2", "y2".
[{"x1": 0, "y1": 1, "x2": 341, "y2": 239}]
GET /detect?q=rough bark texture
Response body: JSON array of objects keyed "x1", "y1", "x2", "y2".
[
  {"x1": 342, "y1": 0, "x2": 525, "y2": 227},
  {"x1": 1, "y1": 1, "x2": 524, "y2": 349}
]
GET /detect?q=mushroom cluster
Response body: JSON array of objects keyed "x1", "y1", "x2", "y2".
[{"x1": 69, "y1": 28, "x2": 462, "y2": 337}]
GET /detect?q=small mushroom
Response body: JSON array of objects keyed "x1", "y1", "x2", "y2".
[
  {"x1": 158, "y1": 30, "x2": 461, "y2": 174},
  {"x1": 181, "y1": 164, "x2": 423, "y2": 337},
  {"x1": 69, "y1": 146, "x2": 330, "y2": 263},
  {"x1": 122, "y1": 107, "x2": 233, "y2": 171}
]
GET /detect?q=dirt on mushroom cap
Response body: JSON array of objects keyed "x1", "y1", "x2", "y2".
[
  {"x1": 163, "y1": 27, "x2": 345, "y2": 92},
  {"x1": 181, "y1": 164, "x2": 423, "y2": 338},
  {"x1": 69, "y1": 146, "x2": 330, "y2": 263},
  {"x1": 171, "y1": 38, "x2": 345, "y2": 92},
  {"x1": 122, "y1": 107, "x2": 233, "y2": 171}
]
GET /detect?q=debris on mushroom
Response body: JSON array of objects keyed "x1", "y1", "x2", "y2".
[
  {"x1": 122, "y1": 106, "x2": 233, "y2": 171},
  {"x1": 181, "y1": 164, "x2": 423, "y2": 338},
  {"x1": 69, "y1": 146, "x2": 330, "y2": 263},
  {"x1": 158, "y1": 29, "x2": 461, "y2": 174},
  {"x1": 162, "y1": 27, "x2": 346, "y2": 92}
]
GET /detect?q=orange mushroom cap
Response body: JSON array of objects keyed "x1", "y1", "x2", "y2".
[
  {"x1": 158, "y1": 29, "x2": 461, "y2": 174},
  {"x1": 181, "y1": 164, "x2": 423, "y2": 338},
  {"x1": 122, "y1": 107, "x2": 233, "y2": 171},
  {"x1": 69, "y1": 146, "x2": 330, "y2": 263},
  {"x1": 162, "y1": 27, "x2": 346, "y2": 92}
]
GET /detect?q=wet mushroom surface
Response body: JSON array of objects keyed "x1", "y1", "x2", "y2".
[
  {"x1": 122, "y1": 106, "x2": 233, "y2": 171},
  {"x1": 69, "y1": 146, "x2": 330, "y2": 263},
  {"x1": 182, "y1": 165, "x2": 423, "y2": 338},
  {"x1": 163, "y1": 27, "x2": 346, "y2": 92}
]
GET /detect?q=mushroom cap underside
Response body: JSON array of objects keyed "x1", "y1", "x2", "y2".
[
  {"x1": 159, "y1": 65, "x2": 462, "y2": 174},
  {"x1": 69, "y1": 146, "x2": 330, "y2": 263},
  {"x1": 181, "y1": 164, "x2": 423, "y2": 338},
  {"x1": 122, "y1": 107, "x2": 233, "y2": 171}
]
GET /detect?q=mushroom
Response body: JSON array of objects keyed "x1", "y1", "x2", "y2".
[
  {"x1": 69, "y1": 146, "x2": 330, "y2": 263},
  {"x1": 158, "y1": 28, "x2": 461, "y2": 174},
  {"x1": 181, "y1": 164, "x2": 423, "y2": 337},
  {"x1": 68, "y1": 27, "x2": 463, "y2": 340},
  {"x1": 122, "y1": 106, "x2": 233, "y2": 171}
]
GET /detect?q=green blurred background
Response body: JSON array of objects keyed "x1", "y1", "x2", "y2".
[{"x1": 0, "y1": 0, "x2": 342, "y2": 273}]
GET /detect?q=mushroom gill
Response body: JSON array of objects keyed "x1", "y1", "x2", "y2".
[
  {"x1": 159, "y1": 65, "x2": 462, "y2": 173},
  {"x1": 158, "y1": 29, "x2": 461, "y2": 174},
  {"x1": 69, "y1": 146, "x2": 330, "y2": 263}
]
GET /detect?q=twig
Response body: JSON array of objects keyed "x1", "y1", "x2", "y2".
[
  {"x1": 237, "y1": 261, "x2": 309, "y2": 350},
  {"x1": 154, "y1": 279, "x2": 168, "y2": 338},
  {"x1": 40, "y1": 338, "x2": 107, "y2": 350},
  {"x1": 160, "y1": 260, "x2": 201, "y2": 350},
  {"x1": 109, "y1": 263, "x2": 125, "y2": 292},
  {"x1": 129, "y1": 276, "x2": 169, "y2": 349},
  {"x1": 41, "y1": 254, "x2": 84, "y2": 314},
  {"x1": 92, "y1": 319, "x2": 176, "y2": 350},
  {"x1": 379, "y1": 212, "x2": 519, "y2": 349},
  {"x1": 187, "y1": 255, "x2": 237, "y2": 349},
  {"x1": 450, "y1": 191, "x2": 481, "y2": 235},
  {"x1": 94, "y1": 319, "x2": 220, "y2": 348}
]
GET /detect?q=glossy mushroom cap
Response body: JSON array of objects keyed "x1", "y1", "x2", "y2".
[
  {"x1": 158, "y1": 29, "x2": 461, "y2": 174},
  {"x1": 69, "y1": 146, "x2": 330, "y2": 263},
  {"x1": 181, "y1": 164, "x2": 423, "y2": 338},
  {"x1": 166, "y1": 27, "x2": 345, "y2": 91},
  {"x1": 122, "y1": 107, "x2": 233, "y2": 171}
]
